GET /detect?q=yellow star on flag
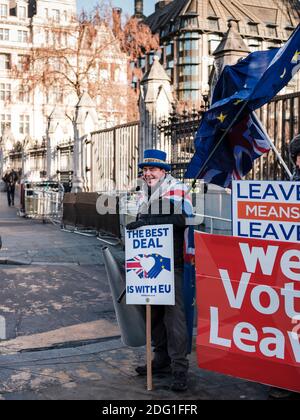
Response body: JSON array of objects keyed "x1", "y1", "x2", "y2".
[
  {"x1": 292, "y1": 50, "x2": 300, "y2": 63},
  {"x1": 234, "y1": 99, "x2": 243, "y2": 106},
  {"x1": 217, "y1": 113, "x2": 227, "y2": 123}
]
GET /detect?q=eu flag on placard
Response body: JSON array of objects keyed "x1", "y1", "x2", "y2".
[{"x1": 185, "y1": 25, "x2": 300, "y2": 185}]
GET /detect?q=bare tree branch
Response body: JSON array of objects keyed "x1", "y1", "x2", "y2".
[{"x1": 12, "y1": 2, "x2": 161, "y2": 123}]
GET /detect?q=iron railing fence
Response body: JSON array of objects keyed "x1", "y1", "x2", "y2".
[
  {"x1": 158, "y1": 92, "x2": 300, "y2": 181},
  {"x1": 6, "y1": 92, "x2": 300, "y2": 189},
  {"x1": 90, "y1": 121, "x2": 139, "y2": 192}
]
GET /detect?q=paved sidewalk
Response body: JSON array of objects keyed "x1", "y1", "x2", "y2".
[
  {"x1": 0, "y1": 192, "x2": 118, "y2": 265},
  {"x1": 0, "y1": 192, "x2": 121, "y2": 341},
  {"x1": 0, "y1": 338, "x2": 271, "y2": 401}
]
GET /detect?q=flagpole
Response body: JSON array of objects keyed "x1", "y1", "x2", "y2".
[{"x1": 254, "y1": 115, "x2": 293, "y2": 180}]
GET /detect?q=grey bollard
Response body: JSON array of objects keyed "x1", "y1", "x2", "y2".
[{"x1": 102, "y1": 247, "x2": 146, "y2": 347}]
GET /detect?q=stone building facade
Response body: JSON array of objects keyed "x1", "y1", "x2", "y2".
[
  {"x1": 139, "y1": 0, "x2": 300, "y2": 105},
  {"x1": 0, "y1": 0, "x2": 129, "y2": 183}
]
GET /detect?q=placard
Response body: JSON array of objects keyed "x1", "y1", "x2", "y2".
[
  {"x1": 195, "y1": 232, "x2": 300, "y2": 393},
  {"x1": 232, "y1": 180, "x2": 300, "y2": 243},
  {"x1": 125, "y1": 224, "x2": 175, "y2": 305}
]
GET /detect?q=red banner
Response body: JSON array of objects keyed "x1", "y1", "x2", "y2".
[{"x1": 195, "y1": 232, "x2": 300, "y2": 393}]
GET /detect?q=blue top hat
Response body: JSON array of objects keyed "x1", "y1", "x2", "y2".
[{"x1": 138, "y1": 149, "x2": 171, "y2": 172}]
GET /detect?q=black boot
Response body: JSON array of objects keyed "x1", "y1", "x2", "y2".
[
  {"x1": 171, "y1": 371, "x2": 188, "y2": 392},
  {"x1": 269, "y1": 387, "x2": 297, "y2": 400},
  {"x1": 135, "y1": 360, "x2": 171, "y2": 376}
]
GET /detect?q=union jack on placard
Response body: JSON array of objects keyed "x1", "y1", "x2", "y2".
[{"x1": 126, "y1": 254, "x2": 148, "y2": 279}]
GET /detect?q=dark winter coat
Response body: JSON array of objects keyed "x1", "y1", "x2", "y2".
[{"x1": 2, "y1": 170, "x2": 18, "y2": 187}]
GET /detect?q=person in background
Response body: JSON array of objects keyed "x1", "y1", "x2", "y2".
[{"x1": 2, "y1": 167, "x2": 19, "y2": 207}]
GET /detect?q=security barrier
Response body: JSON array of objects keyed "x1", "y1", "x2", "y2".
[
  {"x1": 24, "y1": 181, "x2": 64, "y2": 224},
  {"x1": 62, "y1": 193, "x2": 121, "y2": 239},
  {"x1": 62, "y1": 192, "x2": 77, "y2": 226},
  {"x1": 62, "y1": 187, "x2": 225, "y2": 242}
]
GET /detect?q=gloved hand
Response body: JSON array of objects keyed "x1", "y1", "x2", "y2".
[
  {"x1": 126, "y1": 220, "x2": 147, "y2": 230},
  {"x1": 147, "y1": 254, "x2": 171, "y2": 279}
]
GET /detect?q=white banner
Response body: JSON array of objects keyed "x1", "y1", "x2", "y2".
[
  {"x1": 125, "y1": 224, "x2": 175, "y2": 305},
  {"x1": 232, "y1": 180, "x2": 300, "y2": 243}
]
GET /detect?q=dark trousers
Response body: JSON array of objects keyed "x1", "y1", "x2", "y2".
[
  {"x1": 151, "y1": 268, "x2": 189, "y2": 374},
  {"x1": 6, "y1": 185, "x2": 15, "y2": 206}
]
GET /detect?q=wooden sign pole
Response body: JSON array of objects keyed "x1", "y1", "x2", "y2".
[{"x1": 146, "y1": 304, "x2": 153, "y2": 391}]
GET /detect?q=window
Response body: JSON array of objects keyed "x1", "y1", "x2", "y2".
[
  {"x1": 18, "y1": 30, "x2": 28, "y2": 43},
  {"x1": 182, "y1": 31, "x2": 199, "y2": 39},
  {"x1": 207, "y1": 17, "x2": 219, "y2": 31},
  {"x1": 248, "y1": 22, "x2": 259, "y2": 35},
  {"x1": 267, "y1": 25, "x2": 277, "y2": 38},
  {"x1": 178, "y1": 37, "x2": 199, "y2": 65},
  {"x1": 45, "y1": 29, "x2": 49, "y2": 44},
  {"x1": 17, "y1": 55, "x2": 30, "y2": 71},
  {"x1": 45, "y1": 8, "x2": 49, "y2": 19},
  {"x1": 180, "y1": 17, "x2": 198, "y2": 29},
  {"x1": 180, "y1": 65, "x2": 199, "y2": 77},
  {"x1": 0, "y1": 4, "x2": 7, "y2": 18},
  {"x1": 54, "y1": 32, "x2": 61, "y2": 47},
  {"x1": 53, "y1": 9, "x2": 60, "y2": 23},
  {"x1": 63, "y1": 10, "x2": 67, "y2": 21},
  {"x1": 0, "y1": 114, "x2": 11, "y2": 134},
  {"x1": 18, "y1": 5, "x2": 26, "y2": 19},
  {"x1": 53, "y1": 86, "x2": 63, "y2": 104},
  {"x1": 179, "y1": 90, "x2": 199, "y2": 102},
  {"x1": 19, "y1": 86, "x2": 29, "y2": 102},
  {"x1": 19, "y1": 115, "x2": 30, "y2": 135},
  {"x1": 0, "y1": 53, "x2": 10, "y2": 70},
  {"x1": 0, "y1": 28, "x2": 9, "y2": 40},
  {"x1": 178, "y1": 64, "x2": 199, "y2": 91},
  {"x1": 166, "y1": 43, "x2": 173, "y2": 57},
  {"x1": 62, "y1": 32, "x2": 68, "y2": 47},
  {"x1": 0, "y1": 83, "x2": 11, "y2": 101}
]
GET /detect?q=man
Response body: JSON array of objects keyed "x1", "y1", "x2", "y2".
[
  {"x1": 126, "y1": 149, "x2": 192, "y2": 392},
  {"x1": 2, "y1": 167, "x2": 19, "y2": 207}
]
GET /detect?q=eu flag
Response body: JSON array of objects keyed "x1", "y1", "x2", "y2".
[{"x1": 185, "y1": 25, "x2": 300, "y2": 185}]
